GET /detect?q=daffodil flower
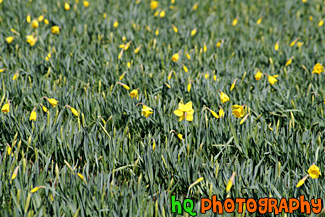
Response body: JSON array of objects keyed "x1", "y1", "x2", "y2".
[
  {"x1": 117, "y1": 82, "x2": 130, "y2": 90},
  {"x1": 29, "y1": 107, "x2": 37, "y2": 121},
  {"x1": 296, "y1": 175, "x2": 309, "y2": 187},
  {"x1": 312, "y1": 63, "x2": 324, "y2": 74},
  {"x1": 1, "y1": 100, "x2": 11, "y2": 114},
  {"x1": 31, "y1": 20, "x2": 39, "y2": 28},
  {"x1": 40, "y1": 104, "x2": 48, "y2": 113},
  {"x1": 226, "y1": 172, "x2": 236, "y2": 192},
  {"x1": 191, "y1": 28, "x2": 197, "y2": 37},
  {"x1": 308, "y1": 164, "x2": 321, "y2": 179},
  {"x1": 174, "y1": 101, "x2": 194, "y2": 122},
  {"x1": 219, "y1": 90, "x2": 230, "y2": 103},
  {"x1": 51, "y1": 26, "x2": 60, "y2": 34},
  {"x1": 130, "y1": 89, "x2": 139, "y2": 99},
  {"x1": 134, "y1": 45, "x2": 142, "y2": 54},
  {"x1": 255, "y1": 70, "x2": 263, "y2": 80},
  {"x1": 6, "y1": 36, "x2": 14, "y2": 44},
  {"x1": 170, "y1": 130, "x2": 184, "y2": 141},
  {"x1": 232, "y1": 18, "x2": 238, "y2": 26},
  {"x1": 26, "y1": 35, "x2": 37, "y2": 46},
  {"x1": 285, "y1": 57, "x2": 294, "y2": 67},
  {"x1": 64, "y1": 105, "x2": 79, "y2": 117},
  {"x1": 232, "y1": 105, "x2": 245, "y2": 118},
  {"x1": 171, "y1": 24, "x2": 178, "y2": 33},
  {"x1": 113, "y1": 21, "x2": 119, "y2": 28},
  {"x1": 274, "y1": 41, "x2": 279, "y2": 51},
  {"x1": 150, "y1": 1, "x2": 158, "y2": 10},
  {"x1": 64, "y1": 2, "x2": 70, "y2": 10},
  {"x1": 42, "y1": 97, "x2": 59, "y2": 107},
  {"x1": 267, "y1": 74, "x2": 279, "y2": 85},
  {"x1": 138, "y1": 103, "x2": 153, "y2": 118},
  {"x1": 204, "y1": 107, "x2": 219, "y2": 119},
  {"x1": 172, "y1": 53, "x2": 179, "y2": 62},
  {"x1": 218, "y1": 105, "x2": 225, "y2": 118},
  {"x1": 83, "y1": 1, "x2": 89, "y2": 7}
]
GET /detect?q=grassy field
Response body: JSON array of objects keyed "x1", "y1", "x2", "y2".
[{"x1": 0, "y1": 0, "x2": 324, "y2": 216}]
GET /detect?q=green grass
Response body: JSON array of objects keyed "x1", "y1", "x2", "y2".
[{"x1": 0, "y1": 0, "x2": 324, "y2": 216}]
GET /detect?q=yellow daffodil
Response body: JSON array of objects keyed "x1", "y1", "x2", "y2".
[
  {"x1": 6, "y1": 144, "x2": 13, "y2": 156},
  {"x1": 27, "y1": 15, "x2": 31, "y2": 23},
  {"x1": 232, "y1": 18, "x2": 238, "y2": 26},
  {"x1": 134, "y1": 45, "x2": 142, "y2": 54},
  {"x1": 31, "y1": 186, "x2": 45, "y2": 193},
  {"x1": 216, "y1": 40, "x2": 222, "y2": 48},
  {"x1": 150, "y1": 1, "x2": 158, "y2": 10},
  {"x1": 140, "y1": 104, "x2": 153, "y2": 118},
  {"x1": 170, "y1": 130, "x2": 183, "y2": 141},
  {"x1": 285, "y1": 57, "x2": 294, "y2": 67},
  {"x1": 203, "y1": 43, "x2": 207, "y2": 53},
  {"x1": 117, "y1": 82, "x2": 130, "y2": 90},
  {"x1": 205, "y1": 107, "x2": 219, "y2": 119},
  {"x1": 318, "y1": 20, "x2": 324, "y2": 27},
  {"x1": 171, "y1": 24, "x2": 178, "y2": 33},
  {"x1": 119, "y1": 72, "x2": 126, "y2": 81},
  {"x1": 187, "y1": 81, "x2": 191, "y2": 92},
  {"x1": 155, "y1": 29, "x2": 159, "y2": 35},
  {"x1": 13, "y1": 71, "x2": 19, "y2": 80},
  {"x1": 296, "y1": 175, "x2": 309, "y2": 187},
  {"x1": 274, "y1": 41, "x2": 279, "y2": 51},
  {"x1": 113, "y1": 21, "x2": 119, "y2": 28},
  {"x1": 218, "y1": 106, "x2": 225, "y2": 118},
  {"x1": 290, "y1": 38, "x2": 299, "y2": 47},
  {"x1": 26, "y1": 35, "x2": 37, "y2": 46},
  {"x1": 312, "y1": 63, "x2": 324, "y2": 74},
  {"x1": 130, "y1": 89, "x2": 139, "y2": 99},
  {"x1": 51, "y1": 26, "x2": 60, "y2": 34},
  {"x1": 255, "y1": 70, "x2": 263, "y2": 80},
  {"x1": 232, "y1": 105, "x2": 245, "y2": 118},
  {"x1": 226, "y1": 172, "x2": 236, "y2": 192},
  {"x1": 268, "y1": 74, "x2": 279, "y2": 85},
  {"x1": 297, "y1": 42, "x2": 303, "y2": 48},
  {"x1": 1, "y1": 101, "x2": 10, "y2": 114},
  {"x1": 31, "y1": 20, "x2": 39, "y2": 28},
  {"x1": 219, "y1": 91, "x2": 230, "y2": 103},
  {"x1": 159, "y1": 10, "x2": 165, "y2": 18},
  {"x1": 64, "y1": 2, "x2": 70, "y2": 10},
  {"x1": 174, "y1": 101, "x2": 194, "y2": 122},
  {"x1": 29, "y1": 108, "x2": 37, "y2": 121},
  {"x1": 44, "y1": 19, "x2": 49, "y2": 25},
  {"x1": 40, "y1": 104, "x2": 48, "y2": 113},
  {"x1": 38, "y1": 15, "x2": 44, "y2": 22},
  {"x1": 230, "y1": 79, "x2": 237, "y2": 91},
  {"x1": 11, "y1": 166, "x2": 19, "y2": 181},
  {"x1": 43, "y1": 97, "x2": 59, "y2": 107},
  {"x1": 172, "y1": 53, "x2": 179, "y2": 62},
  {"x1": 83, "y1": 1, "x2": 89, "y2": 7},
  {"x1": 192, "y1": 3, "x2": 198, "y2": 11},
  {"x1": 191, "y1": 28, "x2": 197, "y2": 37},
  {"x1": 186, "y1": 52, "x2": 191, "y2": 60},
  {"x1": 256, "y1": 18, "x2": 262, "y2": 24},
  {"x1": 6, "y1": 36, "x2": 14, "y2": 44},
  {"x1": 308, "y1": 164, "x2": 321, "y2": 179},
  {"x1": 183, "y1": 64, "x2": 188, "y2": 73},
  {"x1": 64, "y1": 105, "x2": 79, "y2": 117},
  {"x1": 240, "y1": 114, "x2": 249, "y2": 124},
  {"x1": 46, "y1": 53, "x2": 52, "y2": 61}
]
